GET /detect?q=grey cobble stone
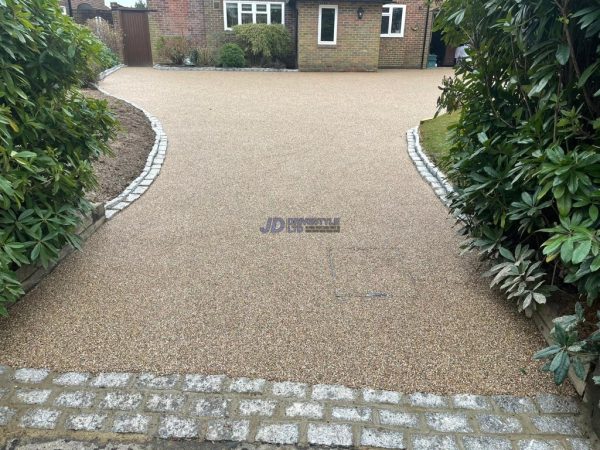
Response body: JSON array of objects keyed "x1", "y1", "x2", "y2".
[
  {"x1": 478, "y1": 414, "x2": 523, "y2": 433},
  {"x1": 183, "y1": 374, "x2": 224, "y2": 392},
  {"x1": 158, "y1": 415, "x2": 198, "y2": 439},
  {"x1": 112, "y1": 414, "x2": 150, "y2": 434},
  {"x1": 453, "y1": 394, "x2": 491, "y2": 410},
  {"x1": 90, "y1": 373, "x2": 131, "y2": 388},
  {"x1": 363, "y1": 388, "x2": 401, "y2": 404},
  {"x1": 567, "y1": 438, "x2": 594, "y2": 450},
  {"x1": 206, "y1": 419, "x2": 250, "y2": 441},
  {"x1": 55, "y1": 391, "x2": 95, "y2": 408},
  {"x1": 239, "y1": 399, "x2": 276, "y2": 416},
  {"x1": 535, "y1": 394, "x2": 580, "y2": 414},
  {"x1": 285, "y1": 402, "x2": 323, "y2": 419},
  {"x1": 312, "y1": 384, "x2": 356, "y2": 401},
  {"x1": 412, "y1": 435, "x2": 459, "y2": 450},
  {"x1": 14, "y1": 368, "x2": 49, "y2": 383},
  {"x1": 228, "y1": 377, "x2": 266, "y2": 393},
  {"x1": 409, "y1": 392, "x2": 447, "y2": 408},
  {"x1": 99, "y1": 392, "x2": 142, "y2": 410},
  {"x1": 307, "y1": 423, "x2": 353, "y2": 447},
  {"x1": 517, "y1": 439, "x2": 565, "y2": 450},
  {"x1": 20, "y1": 409, "x2": 60, "y2": 429},
  {"x1": 0, "y1": 406, "x2": 16, "y2": 426},
  {"x1": 0, "y1": 365, "x2": 8, "y2": 375},
  {"x1": 65, "y1": 413, "x2": 106, "y2": 431},
  {"x1": 361, "y1": 428, "x2": 404, "y2": 448},
  {"x1": 15, "y1": 389, "x2": 52, "y2": 404},
  {"x1": 271, "y1": 381, "x2": 307, "y2": 398},
  {"x1": 137, "y1": 373, "x2": 179, "y2": 390},
  {"x1": 427, "y1": 412, "x2": 472, "y2": 432},
  {"x1": 530, "y1": 416, "x2": 582, "y2": 436},
  {"x1": 193, "y1": 397, "x2": 229, "y2": 417},
  {"x1": 146, "y1": 393, "x2": 185, "y2": 412},
  {"x1": 331, "y1": 406, "x2": 372, "y2": 422},
  {"x1": 378, "y1": 410, "x2": 420, "y2": 428},
  {"x1": 53, "y1": 372, "x2": 90, "y2": 386},
  {"x1": 463, "y1": 436, "x2": 512, "y2": 450},
  {"x1": 255, "y1": 423, "x2": 299, "y2": 444},
  {"x1": 493, "y1": 395, "x2": 536, "y2": 413}
]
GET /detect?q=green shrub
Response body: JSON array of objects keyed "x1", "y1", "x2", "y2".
[
  {"x1": 0, "y1": 0, "x2": 116, "y2": 314},
  {"x1": 157, "y1": 36, "x2": 193, "y2": 65},
  {"x1": 219, "y1": 43, "x2": 245, "y2": 68},
  {"x1": 435, "y1": 0, "x2": 600, "y2": 384},
  {"x1": 232, "y1": 23, "x2": 292, "y2": 67}
]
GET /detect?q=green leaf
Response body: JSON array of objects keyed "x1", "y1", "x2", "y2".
[
  {"x1": 572, "y1": 241, "x2": 592, "y2": 264},
  {"x1": 556, "y1": 44, "x2": 570, "y2": 65},
  {"x1": 534, "y1": 345, "x2": 561, "y2": 359},
  {"x1": 561, "y1": 238, "x2": 574, "y2": 263}
]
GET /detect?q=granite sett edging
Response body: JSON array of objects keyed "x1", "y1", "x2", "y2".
[{"x1": 154, "y1": 64, "x2": 299, "y2": 72}]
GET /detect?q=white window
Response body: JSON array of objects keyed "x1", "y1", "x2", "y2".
[
  {"x1": 318, "y1": 5, "x2": 338, "y2": 45},
  {"x1": 381, "y1": 4, "x2": 406, "y2": 37},
  {"x1": 59, "y1": 5, "x2": 67, "y2": 15},
  {"x1": 224, "y1": 1, "x2": 285, "y2": 30}
]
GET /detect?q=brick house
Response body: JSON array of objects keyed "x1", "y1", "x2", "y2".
[
  {"x1": 147, "y1": 0, "x2": 434, "y2": 71},
  {"x1": 59, "y1": 0, "x2": 110, "y2": 15}
]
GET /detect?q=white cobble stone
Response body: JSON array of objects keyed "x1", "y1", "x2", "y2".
[
  {"x1": 535, "y1": 394, "x2": 580, "y2": 414},
  {"x1": 331, "y1": 406, "x2": 372, "y2": 422},
  {"x1": 14, "y1": 368, "x2": 49, "y2": 384},
  {"x1": 409, "y1": 392, "x2": 448, "y2": 408},
  {"x1": 361, "y1": 428, "x2": 404, "y2": 448},
  {"x1": 183, "y1": 374, "x2": 224, "y2": 392},
  {"x1": 112, "y1": 414, "x2": 150, "y2": 434},
  {"x1": 206, "y1": 419, "x2": 250, "y2": 441},
  {"x1": 426, "y1": 412, "x2": 472, "y2": 432},
  {"x1": 517, "y1": 439, "x2": 565, "y2": 450},
  {"x1": 146, "y1": 393, "x2": 185, "y2": 412},
  {"x1": 53, "y1": 372, "x2": 90, "y2": 386},
  {"x1": 55, "y1": 391, "x2": 95, "y2": 408},
  {"x1": 478, "y1": 414, "x2": 523, "y2": 433},
  {"x1": 16, "y1": 389, "x2": 52, "y2": 405},
  {"x1": 530, "y1": 416, "x2": 582, "y2": 436},
  {"x1": 412, "y1": 435, "x2": 459, "y2": 450},
  {"x1": 307, "y1": 423, "x2": 353, "y2": 447},
  {"x1": 91, "y1": 373, "x2": 131, "y2": 388},
  {"x1": 158, "y1": 415, "x2": 198, "y2": 439},
  {"x1": 136, "y1": 373, "x2": 179, "y2": 390},
  {"x1": 493, "y1": 395, "x2": 536, "y2": 413},
  {"x1": 193, "y1": 398, "x2": 229, "y2": 417},
  {"x1": 0, "y1": 406, "x2": 16, "y2": 426},
  {"x1": 463, "y1": 436, "x2": 513, "y2": 450},
  {"x1": 312, "y1": 384, "x2": 356, "y2": 401},
  {"x1": 379, "y1": 410, "x2": 420, "y2": 428},
  {"x1": 65, "y1": 413, "x2": 106, "y2": 431},
  {"x1": 255, "y1": 423, "x2": 299, "y2": 444},
  {"x1": 20, "y1": 408, "x2": 60, "y2": 429},
  {"x1": 229, "y1": 377, "x2": 266, "y2": 393},
  {"x1": 285, "y1": 402, "x2": 323, "y2": 419},
  {"x1": 272, "y1": 381, "x2": 307, "y2": 398},
  {"x1": 99, "y1": 392, "x2": 142, "y2": 410},
  {"x1": 238, "y1": 399, "x2": 276, "y2": 416},
  {"x1": 453, "y1": 394, "x2": 491, "y2": 410},
  {"x1": 363, "y1": 388, "x2": 401, "y2": 404}
]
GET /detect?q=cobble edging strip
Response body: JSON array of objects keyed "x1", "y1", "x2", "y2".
[
  {"x1": 98, "y1": 64, "x2": 125, "y2": 81},
  {"x1": 154, "y1": 64, "x2": 299, "y2": 72},
  {"x1": 0, "y1": 366, "x2": 595, "y2": 449}
]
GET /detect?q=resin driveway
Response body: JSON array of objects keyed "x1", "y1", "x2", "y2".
[{"x1": 0, "y1": 68, "x2": 570, "y2": 397}]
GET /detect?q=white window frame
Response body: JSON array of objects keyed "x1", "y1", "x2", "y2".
[
  {"x1": 223, "y1": 1, "x2": 285, "y2": 30},
  {"x1": 60, "y1": 5, "x2": 67, "y2": 15},
  {"x1": 381, "y1": 4, "x2": 406, "y2": 37},
  {"x1": 318, "y1": 4, "x2": 338, "y2": 45}
]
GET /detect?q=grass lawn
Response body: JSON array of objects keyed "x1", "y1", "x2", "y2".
[{"x1": 419, "y1": 111, "x2": 460, "y2": 172}]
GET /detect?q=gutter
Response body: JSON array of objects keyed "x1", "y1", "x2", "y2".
[{"x1": 420, "y1": 2, "x2": 431, "y2": 69}]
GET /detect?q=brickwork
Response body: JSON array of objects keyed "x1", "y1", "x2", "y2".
[
  {"x1": 378, "y1": 0, "x2": 432, "y2": 69},
  {"x1": 59, "y1": 0, "x2": 109, "y2": 12},
  {"x1": 297, "y1": 1, "x2": 381, "y2": 71}
]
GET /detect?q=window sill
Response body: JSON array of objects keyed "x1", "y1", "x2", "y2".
[
  {"x1": 318, "y1": 43, "x2": 337, "y2": 48},
  {"x1": 380, "y1": 34, "x2": 404, "y2": 38}
]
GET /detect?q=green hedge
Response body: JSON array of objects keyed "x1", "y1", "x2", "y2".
[
  {"x1": 232, "y1": 24, "x2": 292, "y2": 67},
  {"x1": 0, "y1": 0, "x2": 116, "y2": 314}
]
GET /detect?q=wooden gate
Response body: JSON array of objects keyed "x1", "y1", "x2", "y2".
[{"x1": 121, "y1": 10, "x2": 153, "y2": 66}]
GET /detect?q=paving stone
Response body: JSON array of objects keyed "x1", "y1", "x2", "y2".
[
  {"x1": 15, "y1": 389, "x2": 52, "y2": 405},
  {"x1": 55, "y1": 391, "x2": 95, "y2": 408},
  {"x1": 493, "y1": 395, "x2": 536, "y2": 413},
  {"x1": 412, "y1": 435, "x2": 459, "y2": 450},
  {"x1": 137, "y1": 373, "x2": 179, "y2": 390},
  {"x1": 361, "y1": 428, "x2": 404, "y2": 448},
  {"x1": 312, "y1": 384, "x2": 356, "y2": 401},
  {"x1": 409, "y1": 392, "x2": 447, "y2": 408},
  {"x1": 530, "y1": 416, "x2": 582, "y2": 436},
  {"x1": 517, "y1": 440, "x2": 566, "y2": 450},
  {"x1": 307, "y1": 423, "x2": 353, "y2": 447},
  {"x1": 567, "y1": 438, "x2": 594, "y2": 450},
  {"x1": 193, "y1": 397, "x2": 229, "y2": 417},
  {"x1": 426, "y1": 412, "x2": 472, "y2": 432},
  {"x1": 463, "y1": 436, "x2": 512, "y2": 450},
  {"x1": 99, "y1": 392, "x2": 142, "y2": 410},
  {"x1": 228, "y1": 377, "x2": 266, "y2": 393},
  {"x1": 378, "y1": 410, "x2": 420, "y2": 428},
  {"x1": 453, "y1": 394, "x2": 491, "y2": 410},
  {"x1": 535, "y1": 394, "x2": 580, "y2": 414},
  {"x1": 362, "y1": 388, "x2": 401, "y2": 404},
  {"x1": 272, "y1": 381, "x2": 307, "y2": 398},
  {"x1": 105, "y1": 209, "x2": 118, "y2": 220},
  {"x1": 285, "y1": 402, "x2": 323, "y2": 419},
  {"x1": 53, "y1": 372, "x2": 90, "y2": 386},
  {"x1": 14, "y1": 368, "x2": 49, "y2": 383},
  {"x1": 146, "y1": 393, "x2": 185, "y2": 412},
  {"x1": 112, "y1": 414, "x2": 150, "y2": 434},
  {"x1": 239, "y1": 399, "x2": 276, "y2": 416},
  {"x1": 90, "y1": 373, "x2": 131, "y2": 388},
  {"x1": 158, "y1": 415, "x2": 198, "y2": 439},
  {"x1": 205, "y1": 419, "x2": 250, "y2": 441},
  {"x1": 139, "y1": 179, "x2": 153, "y2": 187},
  {"x1": 183, "y1": 374, "x2": 224, "y2": 392},
  {"x1": 255, "y1": 423, "x2": 299, "y2": 444},
  {"x1": 20, "y1": 409, "x2": 60, "y2": 429},
  {"x1": 0, "y1": 365, "x2": 8, "y2": 375},
  {"x1": 331, "y1": 406, "x2": 372, "y2": 422},
  {"x1": 478, "y1": 414, "x2": 523, "y2": 433},
  {"x1": 65, "y1": 413, "x2": 106, "y2": 431},
  {"x1": 0, "y1": 406, "x2": 16, "y2": 426}
]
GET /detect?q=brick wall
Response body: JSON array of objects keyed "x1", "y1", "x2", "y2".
[
  {"x1": 60, "y1": 0, "x2": 110, "y2": 11},
  {"x1": 297, "y1": 1, "x2": 381, "y2": 72},
  {"x1": 378, "y1": 0, "x2": 432, "y2": 69}
]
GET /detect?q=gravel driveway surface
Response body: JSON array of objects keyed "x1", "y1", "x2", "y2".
[{"x1": 0, "y1": 68, "x2": 570, "y2": 396}]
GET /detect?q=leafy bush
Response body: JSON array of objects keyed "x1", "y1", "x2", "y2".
[
  {"x1": 157, "y1": 36, "x2": 193, "y2": 65},
  {"x1": 0, "y1": 0, "x2": 116, "y2": 314},
  {"x1": 219, "y1": 43, "x2": 245, "y2": 68},
  {"x1": 436, "y1": 0, "x2": 600, "y2": 384},
  {"x1": 85, "y1": 17, "x2": 123, "y2": 59},
  {"x1": 190, "y1": 47, "x2": 216, "y2": 67},
  {"x1": 232, "y1": 24, "x2": 292, "y2": 67}
]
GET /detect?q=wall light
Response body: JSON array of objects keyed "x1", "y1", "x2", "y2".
[{"x1": 357, "y1": 7, "x2": 364, "y2": 20}]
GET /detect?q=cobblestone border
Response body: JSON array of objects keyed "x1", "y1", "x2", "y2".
[
  {"x1": 0, "y1": 366, "x2": 595, "y2": 449},
  {"x1": 154, "y1": 64, "x2": 298, "y2": 72},
  {"x1": 98, "y1": 64, "x2": 125, "y2": 81},
  {"x1": 95, "y1": 74, "x2": 168, "y2": 220}
]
